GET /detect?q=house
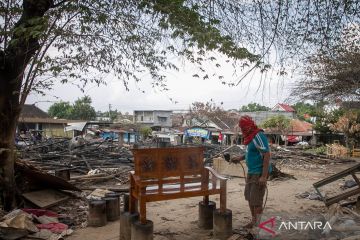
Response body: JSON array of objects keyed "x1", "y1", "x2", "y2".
[
  {"x1": 95, "y1": 116, "x2": 111, "y2": 122},
  {"x1": 238, "y1": 111, "x2": 294, "y2": 126},
  {"x1": 181, "y1": 113, "x2": 240, "y2": 145},
  {"x1": 65, "y1": 121, "x2": 139, "y2": 144},
  {"x1": 286, "y1": 119, "x2": 314, "y2": 143},
  {"x1": 272, "y1": 103, "x2": 296, "y2": 112},
  {"x1": 18, "y1": 104, "x2": 70, "y2": 137},
  {"x1": 262, "y1": 119, "x2": 313, "y2": 145},
  {"x1": 133, "y1": 110, "x2": 172, "y2": 130}
]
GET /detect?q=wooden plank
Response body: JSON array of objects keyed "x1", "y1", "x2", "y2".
[
  {"x1": 325, "y1": 187, "x2": 360, "y2": 206},
  {"x1": 313, "y1": 163, "x2": 360, "y2": 188},
  {"x1": 351, "y1": 173, "x2": 360, "y2": 186},
  {"x1": 137, "y1": 176, "x2": 202, "y2": 187},
  {"x1": 22, "y1": 189, "x2": 69, "y2": 208},
  {"x1": 144, "y1": 189, "x2": 221, "y2": 202}
]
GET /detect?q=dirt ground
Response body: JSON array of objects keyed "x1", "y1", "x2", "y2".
[{"x1": 68, "y1": 162, "x2": 356, "y2": 240}]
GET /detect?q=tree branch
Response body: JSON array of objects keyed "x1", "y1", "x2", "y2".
[
  {"x1": 20, "y1": 12, "x2": 80, "y2": 105},
  {"x1": 50, "y1": 0, "x2": 69, "y2": 9}
]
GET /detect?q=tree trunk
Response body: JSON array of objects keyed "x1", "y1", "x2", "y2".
[
  {"x1": 0, "y1": 45, "x2": 24, "y2": 208},
  {"x1": 0, "y1": 102, "x2": 19, "y2": 210},
  {"x1": 0, "y1": 0, "x2": 53, "y2": 210}
]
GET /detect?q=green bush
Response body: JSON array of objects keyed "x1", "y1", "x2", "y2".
[{"x1": 305, "y1": 146, "x2": 327, "y2": 155}]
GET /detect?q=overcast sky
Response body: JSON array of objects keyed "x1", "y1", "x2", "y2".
[{"x1": 26, "y1": 54, "x2": 297, "y2": 114}]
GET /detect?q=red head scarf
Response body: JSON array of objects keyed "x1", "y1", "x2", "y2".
[{"x1": 239, "y1": 115, "x2": 261, "y2": 145}]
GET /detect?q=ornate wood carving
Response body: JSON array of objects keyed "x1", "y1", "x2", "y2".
[
  {"x1": 164, "y1": 156, "x2": 178, "y2": 171},
  {"x1": 187, "y1": 155, "x2": 199, "y2": 170},
  {"x1": 141, "y1": 157, "x2": 155, "y2": 172}
]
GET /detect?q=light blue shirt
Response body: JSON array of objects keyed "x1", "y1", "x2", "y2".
[{"x1": 245, "y1": 131, "x2": 272, "y2": 175}]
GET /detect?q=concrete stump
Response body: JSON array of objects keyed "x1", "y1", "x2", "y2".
[
  {"x1": 198, "y1": 201, "x2": 216, "y2": 229},
  {"x1": 213, "y1": 209, "x2": 232, "y2": 240},
  {"x1": 120, "y1": 211, "x2": 139, "y2": 240},
  {"x1": 131, "y1": 220, "x2": 153, "y2": 240},
  {"x1": 123, "y1": 193, "x2": 130, "y2": 212},
  {"x1": 104, "y1": 197, "x2": 120, "y2": 221},
  {"x1": 88, "y1": 200, "x2": 107, "y2": 227}
]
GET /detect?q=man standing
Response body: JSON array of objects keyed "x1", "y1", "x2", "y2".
[{"x1": 231, "y1": 115, "x2": 271, "y2": 228}]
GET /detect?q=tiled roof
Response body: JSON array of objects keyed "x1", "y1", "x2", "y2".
[
  {"x1": 264, "y1": 119, "x2": 313, "y2": 136},
  {"x1": 290, "y1": 119, "x2": 313, "y2": 132},
  {"x1": 278, "y1": 103, "x2": 295, "y2": 112}
]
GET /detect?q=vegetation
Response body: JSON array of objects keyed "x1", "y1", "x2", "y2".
[
  {"x1": 293, "y1": 26, "x2": 360, "y2": 102},
  {"x1": 48, "y1": 96, "x2": 96, "y2": 120},
  {"x1": 47, "y1": 101, "x2": 72, "y2": 119},
  {"x1": 261, "y1": 115, "x2": 291, "y2": 145},
  {"x1": 305, "y1": 146, "x2": 327, "y2": 155},
  {"x1": 330, "y1": 111, "x2": 360, "y2": 148},
  {"x1": 240, "y1": 103, "x2": 270, "y2": 112},
  {"x1": 188, "y1": 101, "x2": 228, "y2": 127},
  {"x1": 140, "y1": 127, "x2": 153, "y2": 140},
  {"x1": 310, "y1": 102, "x2": 345, "y2": 134},
  {"x1": 292, "y1": 102, "x2": 316, "y2": 121}
]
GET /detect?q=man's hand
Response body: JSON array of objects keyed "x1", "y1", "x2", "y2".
[{"x1": 258, "y1": 175, "x2": 267, "y2": 186}]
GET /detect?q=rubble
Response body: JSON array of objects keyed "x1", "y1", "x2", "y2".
[
  {"x1": 11, "y1": 135, "x2": 359, "y2": 239},
  {"x1": 18, "y1": 138, "x2": 134, "y2": 173},
  {"x1": 296, "y1": 190, "x2": 322, "y2": 201},
  {"x1": 11, "y1": 136, "x2": 133, "y2": 236},
  {"x1": 320, "y1": 203, "x2": 360, "y2": 239},
  {"x1": 271, "y1": 146, "x2": 355, "y2": 171},
  {"x1": 22, "y1": 189, "x2": 69, "y2": 208}
]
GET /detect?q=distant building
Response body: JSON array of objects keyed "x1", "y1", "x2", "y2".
[
  {"x1": 18, "y1": 104, "x2": 70, "y2": 137},
  {"x1": 272, "y1": 103, "x2": 296, "y2": 112},
  {"x1": 133, "y1": 110, "x2": 172, "y2": 129},
  {"x1": 95, "y1": 116, "x2": 111, "y2": 122},
  {"x1": 238, "y1": 111, "x2": 294, "y2": 125}
]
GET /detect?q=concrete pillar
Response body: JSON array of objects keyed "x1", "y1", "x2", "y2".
[
  {"x1": 213, "y1": 209, "x2": 232, "y2": 240},
  {"x1": 104, "y1": 197, "x2": 120, "y2": 221},
  {"x1": 123, "y1": 193, "x2": 129, "y2": 212},
  {"x1": 120, "y1": 211, "x2": 139, "y2": 240},
  {"x1": 88, "y1": 200, "x2": 107, "y2": 227},
  {"x1": 198, "y1": 201, "x2": 216, "y2": 229},
  {"x1": 123, "y1": 193, "x2": 138, "y2": 213},
  {"x1": 131, "y1": 220, "x2": 153, "y2": 240},
  {"x1": 105, "y1": 192, "x2": 121, "y2": 220}
]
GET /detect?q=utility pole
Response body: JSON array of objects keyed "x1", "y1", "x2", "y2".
[{"x1": 108, "y1": 104, "x2": 112, "y2": 122}]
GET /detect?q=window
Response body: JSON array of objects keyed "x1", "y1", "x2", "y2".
[{"x1": 158, "y1": 117, "x2": 167, "y2": 122}]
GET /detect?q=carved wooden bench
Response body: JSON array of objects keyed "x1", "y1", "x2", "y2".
[{"x1": 129, "y1": 146, "x2": 227, "y2": 224}]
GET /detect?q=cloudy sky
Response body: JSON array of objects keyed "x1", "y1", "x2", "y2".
[{"x1": 27, "y1": 54, "x2": 297, "y2": 114}]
